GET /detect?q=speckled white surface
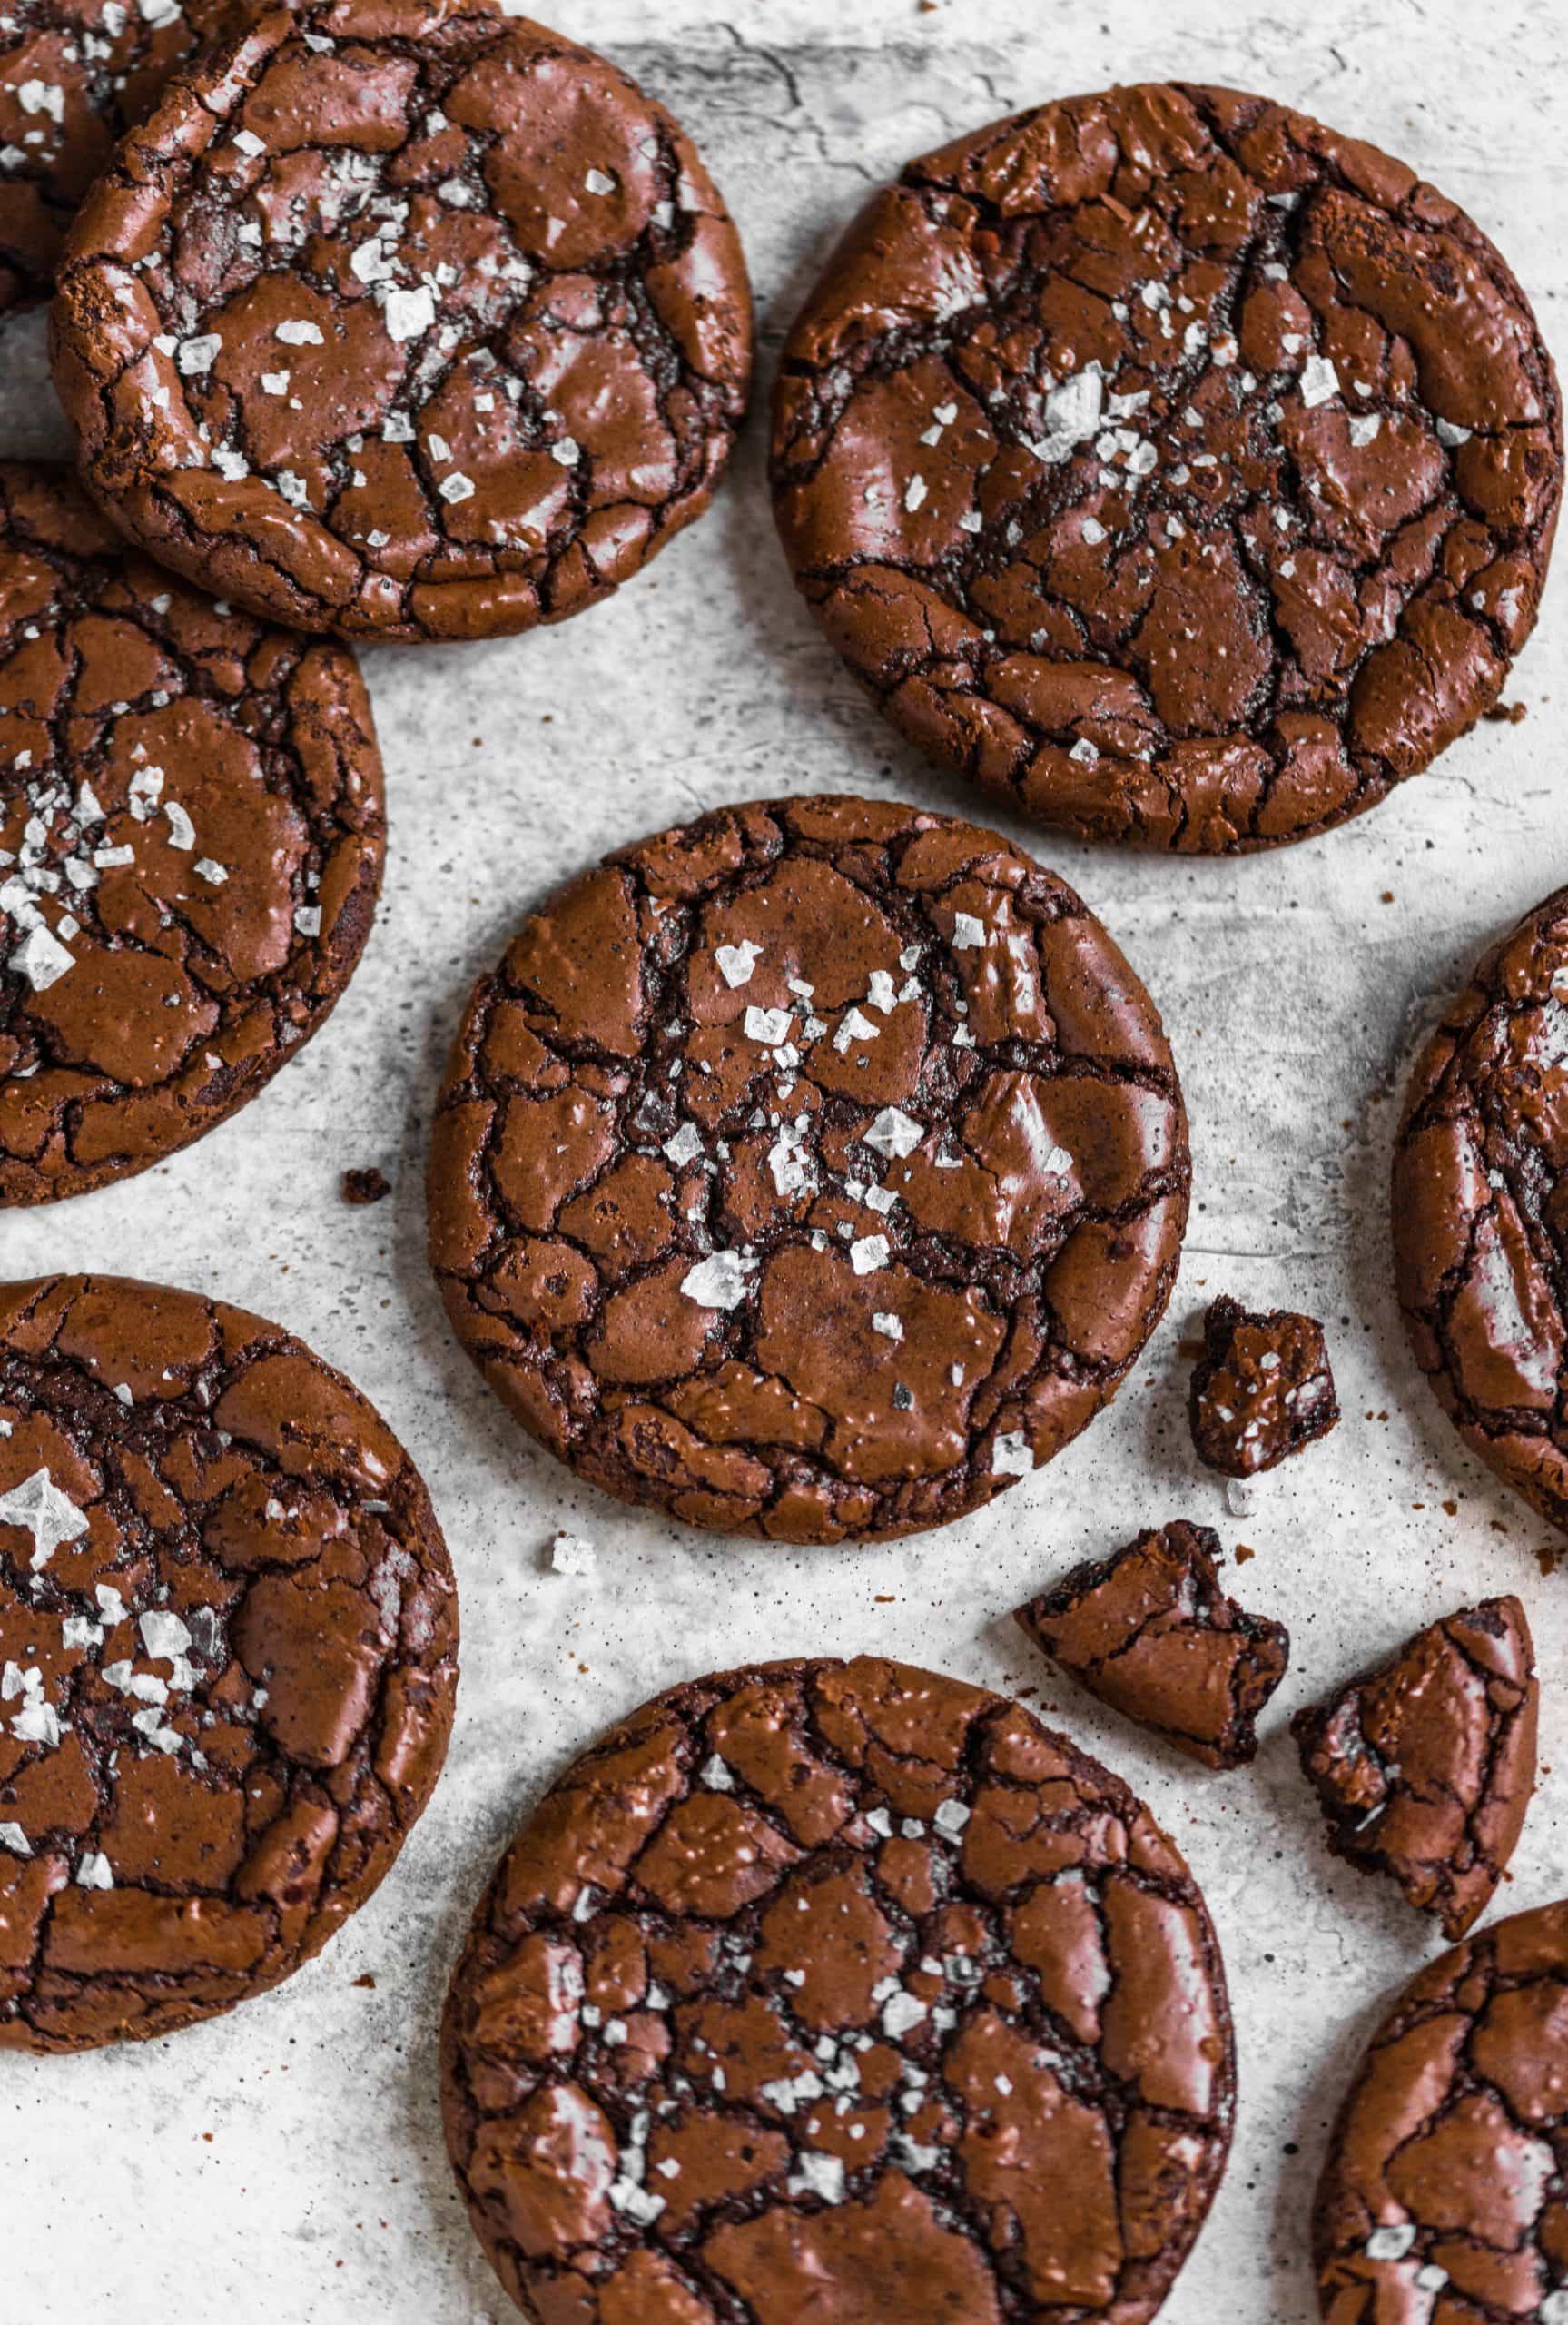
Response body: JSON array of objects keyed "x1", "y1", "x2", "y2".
[{"x1": 2, "y1": 1, "x2": 1565, "y2": 2316}]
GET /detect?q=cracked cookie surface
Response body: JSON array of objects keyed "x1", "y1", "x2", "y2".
[
  {"x1": 0, "y1": 461, "x2": 383, "y2": 1205},
  {"x1": 0, "y1": 0, "x2": 232, "y2": 320},
  {"x1": 1014, "y1": 1519, "x2": 1289, "y2": 1771},
  {"x1": 771, "y1": 83, "x2": 1561, "y2": 853},
  {"x1": 0, "y1": 1272, "x2": 458, "y2": 2052},
  {"x1": 1292, "y1": 1596, "x2": 1536, "y2": 1943},
  {"x1": 50, "y1": 0, "x2": 753, "y2": 643},
  {"x1": 1315, "y1": 1896, "x2": 1568, "y2": 2321},
  {"x1": 1395, "y1": 885, "x2": 1568, "y2": 1536},
  {"x1": 442, "y1": 1654, "x2": 1236, "y2": 2324},
  {"x1": 427, "y1": 794, "x2": 1189, "y2": 1545}
]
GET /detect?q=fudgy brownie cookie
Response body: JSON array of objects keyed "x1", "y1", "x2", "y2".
[
  {"x1": 0, "y1": 0, "x2": 231, "y2": 321},
  {"x1": 0, "y1": 1273, "x2": 458, "y2": 2052},
  {"x1": 1014, "y1": 1519, "x2": 1289, "y2": 1770},
  {"x1": 50, "y1": 0, "x2": 753, "y2": 643},
  {"x1": 1315, "y1": 1898, "x2": 1568, "y2": 2320},
  {"x1": 428, "y1": 796, "x2": 1189, "y2": 1544},
  {"x1": 1292, "y1": 1596, "x2": 1537, "y2": 1942},
  {"x1": 1188, "y1": 1294, "x2": 1339, "y2": 1475},
  {"x1": 442, "y1": 1655, "x2": 1236, "y2": 2322},
  {"x1": 1395, "y1": 887, "x2": 1568, "y2": 1533},
  {"x1": 772, "y1": 84, "x2": 1561, "y2": 851},
  {"x1": 0, "y1": 461, "x2": 383, "y2": 1204}
]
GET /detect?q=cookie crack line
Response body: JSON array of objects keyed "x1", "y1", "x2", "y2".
[
  {"x1": 428, "y1": 794, "x2": 1190, "y2": 1545},
  {"x1": 770, "y1": 80, "x2": 1562, "y2": 853},
  {"x1": 49, "y1": 0, "x2": 754, "y2": 644},
  {"x1": 0, "y1": 1272, "x2": 458, "y2": 2052}
]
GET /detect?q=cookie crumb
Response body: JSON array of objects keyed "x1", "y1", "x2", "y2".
[
  {"x1": 1484, "y1": 698, "x2": 1528, "y2": 723},
  {"x1": 342, "y1": 1166, "x2": 391, "y2": 1205},
  {"x1": 547, "y1": 1532, "x2": 597, "y2": 1577}
]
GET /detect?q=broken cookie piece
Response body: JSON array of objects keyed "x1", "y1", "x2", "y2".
[
  {"x1": 1189, "y1": 1295, "x2": 1339, "y2": 1475},
  {"x1": 1013, "y1": 1519, "x2": 1289, "y2": 1770},
  {"x1": 1291, "y1": 1596, "x2": 1537, "y2": 1940}
]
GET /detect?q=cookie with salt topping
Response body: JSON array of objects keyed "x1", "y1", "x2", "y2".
[
  {"x1": 772, "y1": 84, "x2": 1561, "y2": 851},
  {"x1": 50, "y1": 0, "x2": 753, "y2": 642},
  {"x1": 427, "y1": 795, "x2": 1189, "y2": 1544},
  {"x1": 442, "y1": 1655, "x2": 1236, "y2": 2321},
  {"x1": 0, "y1": 1272, "x2": 457, "y2": 2052}
]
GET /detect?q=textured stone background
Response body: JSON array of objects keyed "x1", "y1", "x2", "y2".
[{"x1": 3, "y1": 0, "x2": 1565, "y2": 2316}]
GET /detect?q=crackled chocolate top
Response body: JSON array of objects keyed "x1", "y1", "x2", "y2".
[
  {"x1": 442, "y1": 1655, "x2": 1236, "y2": 2324},
  {"x1": 0, "y1": 0, "x2": 231, "y2": 319},
  {"x1": 772, "y1": 83, "x2": 1562, "y2": 853},
  {"x1": 428, "y1": 795, "x2": 1188, "y2": 1545},
  {"x1": 0, "y1": 462, "x2": 383, "y2": 1205},
  {"x1": 1316, "y1": 1898, "x2": 1568, "y2": 2321},
  {"x1": 1188, "y1": 1294, "x2": 1339, "y2": 1476},
  {"x1": 1395, "y1": 887, "x2": 1568, "y2": 1537},
  {"x1": 1015, "y1": 1519, "x2": 1289, "y2": 1771},
  {"x1": 1293, "y1": 1596, "x2": 1537, "y2": 1944},
  {"x1": 0, "y1": 1273, "x2": 457, "y2": 2052},
  {"x1": 50, "y1": 0, "x2": 753, "y2": 643}
]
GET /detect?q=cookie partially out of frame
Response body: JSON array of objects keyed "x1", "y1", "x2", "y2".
[
  {"x1": 428, "y1": 794, "x2": 1189, "y2": 1544},
  {"x1": 0, "y1": 461, "x2": 383, "y2": 1204},
  {"x1": 1394, "y1": 886, "x2": 1568, "y2": 1532},
  {"x1": 442, "y1": 1655, "x2": 1236, "y2": 2323},
  {"x1": 51, "y1": 0, "x2": 753, "y2": 643},
  {"x1": 0, "y1": 1273, "x2": 457, "y2": 2052},
  {"x1": 772, "y1": 84, "x2": 1561, "y2": 851}
]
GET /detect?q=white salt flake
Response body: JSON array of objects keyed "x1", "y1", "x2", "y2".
[
  {"x1": 1365, "y1": 2225, "x2": 1416, "y2": 2262},
  {"x1": 293, "y1": 905, "x2": 321, "y2": 938},
  {"x1": 833, "y1": 1007, "x2": 879, "y2": 1054},
  {"x1": 1435, "y1": 416, "x2": 1474, "y2": 448},
  {"x1": 863, "y1": 1106, "x2": 922, "y2": 1160},
  {"x1": 715, "y1": 940, "x2": 762, "y2": 988},
  {"x1": 0, "y1": 1822, "x2": 29, "y2": 1855},
  {"x1": 1348, "y1": 412, "x2": 1383, "y2": 448},
  {"x1": 745, "y1": 1004, "x2": 793, "y2": 1045},
  {"x1": 933, "y1": 1798, "x2": 970, "y2": 1835},
  {"x1": 882, "y1": 1991, "x2": 927, "y2": 2038},
  {"x1": 75, "y1": 1852, "x2": 113, "y2": 1890},
  {"x1": 177, "y1": 333, "x2": 222, "y2": 376},
  {"x1": 548, "y1": 1533, "x2": 597, "y2": 1577},
  {"x1": 1299, "y1": 354, "x2": 1340, "y2": 408},
  {"x1": 232, "y1": 127, "x2": 265, "y2": 157},
  {"x1": 0, "y1": 1468, "x2": 89, "y2": 1569},
  {"x1": 275, "y1": 318, "x2": 324, "y2": 346},
  {"x1": 194, "y1": 858, "x2": 228, "y2": 885},
  {"x1": 872, "y1": 1312, "x2": 903, "y2": 1341},
  {"x1": 680, "y1": 1252, "x2": 755, "y2": 1309},
  {"x1": 383, "y1": 285, "x2": 436, "y2": 342},
  {"x1": 699, "y1": 1755, "x2": 733, "y2": 1791},
  {"x1": 991, "y1": 1430, "x2": 1031, "y2": 1477},
  {"x1": 9, "y1": 924, "x2": 73, "y2": 992},
  {"x1": 662, "y1": 1122, "x2": 703, "y2": 1168},
  {"x1": 849, "y1": 1235, "x2": 890, "y2": 1276},
  {"x1": 163, "y1": 801, "x2": 195, "y2": 850},
  {"x1": 951, "y1": 912, "x2": 987, "y2": 949},
  {"x1": 788, "y1": 2153, "x2": 845, "y2": 2205},
  {"x1": 439, "y1": 472, "x2": 476, "y2": 505}
]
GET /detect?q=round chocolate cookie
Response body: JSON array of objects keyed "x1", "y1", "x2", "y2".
[
  {"x1": 428, "y1": 795, "x2": 1188, "y2": 1544},
  {"x1": 0, "y1": 0, "x2": 232, "y2": 322},
  {"x1": 1394, "y1": 887, "x2": 1568, "y2": 1533},
  {"x1": 772, "y1": 84, "x2": 1561, "y2": 852},
  {"x1": 0, "y1": 460, "x2": 383, "y2": 1205},
  {"x1": 0, "y1": 1272, "x2": 458, "y2": 2053},
  {"x1": 50, "y1": 0, "x2": 753, "y2": 644},
  {"x1": 442, "y1": 1655, "x2": 1236, "y2": 2323},
  {"x1": 1316, "y1": 1898, "x2": 1568, "y2": 2320}
]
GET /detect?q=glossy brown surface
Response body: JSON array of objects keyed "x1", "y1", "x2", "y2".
[
  {"x1": 1188, "y1": 1294, "x2": 1339, "y2": 1476},
  {"x1": 1015, "y1": 1519, "x2": 1290, "y2": 1770},
  {"x1": 428, "y1": 795, "x2": 1189, "y2": 1543},
  {"x1": 0, "y1": 1272, "x2": 457, "y2": 2051},
  {"x1": 1315, "y1": 1898, "x2": 1568, "y2": 2321},
  {"x1": 51, "y1": 0, "x2": 753, "y2": 642},
  {"x1": 772, "y1": 84, "x2": 1561, "y2": 851},
  {"x1": 0, "y1": 0, "x2": 232, "y2": 319},
  {"x1": 1394, "y1": 885, "x2": 1568, "y2": 1535},
  {"x1": 0, "y1": 461, "x2": 383, "y2": 1204},
  {"x1": 1292, "y1": 1596, "x2": 1537, "y2": 1943},
  {"x1": 442, "y1": 1655, "x2": 1236, "y2": 2322}
]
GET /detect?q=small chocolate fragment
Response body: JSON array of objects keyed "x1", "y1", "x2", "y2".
[
  {"x1": 343, "y1": 1167, "x2": 391, "y2": 1206},
  {"x1": 1014, "y1": 1519, "x2": 1289, "y2": 1770},
  {"x1": 1189, "y1": 1295, "x2": 1339, "y2": 1475},
  {"x1": 1291, "y1": 1595, "x2": 1537, "y2": 1940}
]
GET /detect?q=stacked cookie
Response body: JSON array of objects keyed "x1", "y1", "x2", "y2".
[{"x1": 2, "y1": 22, "x2": 1566, "y2": 2325}]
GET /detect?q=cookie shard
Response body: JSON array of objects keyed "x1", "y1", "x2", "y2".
[
  {"x1": 1292, "y1": 1595, "x2": 1537, "y2": 1940},
  {"x1": 1393, "y1": 884, "x2": 1568, "y2": 1536},
  {"x1": 1014, "y1": 1519, "x2": 1289, "y2": 1770},
  {"x1": 442, "y1": 1654, "x2": 1236, "y2": 2324},
  {"x1": 1315, "y1": 1897, "x2": 1568, "y2": 2320},
  {"x1": 1188, "y1": 1295, "x2": 1339, "y2": 1476}
]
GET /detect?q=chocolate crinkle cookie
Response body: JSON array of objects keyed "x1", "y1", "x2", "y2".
[
  {"x1": 772, "y1": 83, "x2": 1561, "y2": 852},
  {"x1": 1188, "y1": 1294, "x2": 1339, "y2": 1476},
  {"x1": 1315, "y1": 1898, "x2": 1568, "y2": 2322},
  {"x1": 1292, "y1": 1595, "x2": 1536, "y2": 1942},
  {"x1": 1394, "y1": 885, "x2": 1568, "y2": 1535},
  {"x1": 427, "y1": 795, "x2": 1189, "y2": 1545},
  {"x1": 1014, "y1": 1519, "x2": 1289, "y2": 1770},
  {"x1": 0, "y1": 461, "x2": 384, "y2": 1205},
  {"x1": 0, "y1": 0, "x2": 233, "y2": 321},
  {"x1": 442, "y1": 1655, "x2": 1236, "y2": 2324},
  {"x1": 50, "y1": 0, "x2": 754, "y2": 643},
  {"x1": 0, "y1": 1273, "x2": 458, "y2": 2052}
]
